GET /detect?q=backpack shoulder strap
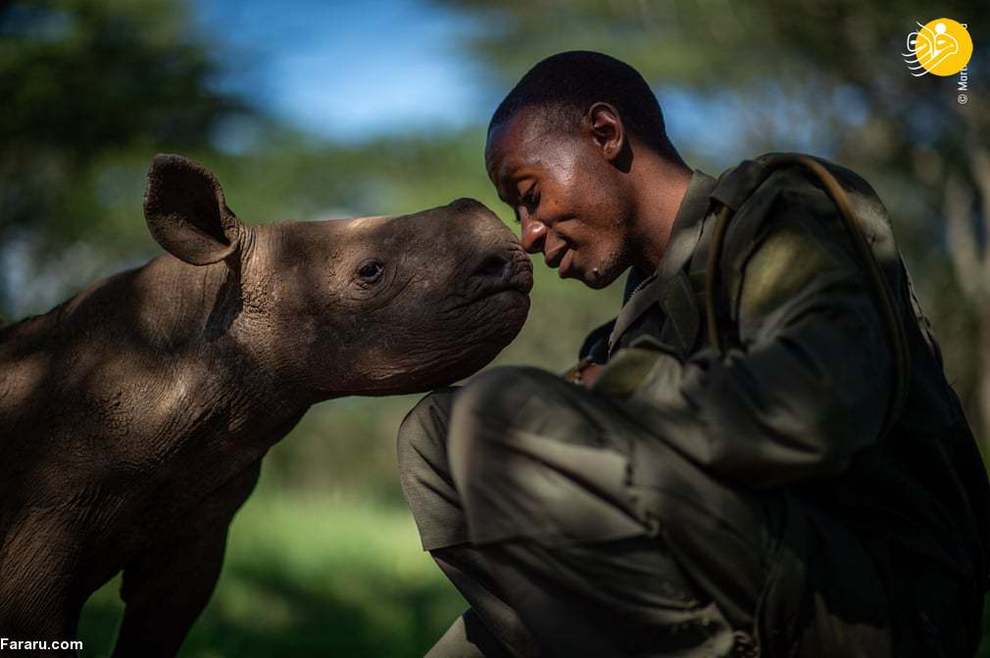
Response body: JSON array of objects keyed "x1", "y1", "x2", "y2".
[
  {"x1": 647, "y1": 161, "x2": 771, "y2": 358},
  {"x1": 703, "y1": 153, "x2": 911, "y2": 440}
]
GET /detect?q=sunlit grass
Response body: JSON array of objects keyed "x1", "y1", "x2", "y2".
[
  {"x1": 75, "y1": 486, "x2": 990, "y2": 656},
  {"x1": 78, "y1": 490, "x2": 464, "y2": 657}
]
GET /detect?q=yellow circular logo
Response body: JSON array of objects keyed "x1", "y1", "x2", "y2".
[{"x1": 903, "y1": 18, "x2": 973, "y2": 77}]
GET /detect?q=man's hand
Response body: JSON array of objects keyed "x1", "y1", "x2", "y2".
[
  {"x1": 562, "y1": 358, "x2": 604, "y2": 387},
  {"x1": 579, "y1": 363, "x2": 603, "y2": 387}
]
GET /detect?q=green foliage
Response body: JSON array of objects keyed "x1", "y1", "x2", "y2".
[
  {"x1": 0, "y1": 0, "x2": 235, "y2": 160},
  {"x1": 6, "y1": 0, "x2": 990, "y2": 650},
  {"x1": 0, "y1": 0, "x2": 245, "y2": 312},
  {"x1": 77, "y1": 486, "x2": 466, "y2": 657}
]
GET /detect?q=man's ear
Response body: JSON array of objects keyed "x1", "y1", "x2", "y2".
[
  {"x1": 144, "y1": 154, "x2": 242, "y2": 265},
  {"x1": 586, "y1": 102, "x2": 625, "y2": 162}
]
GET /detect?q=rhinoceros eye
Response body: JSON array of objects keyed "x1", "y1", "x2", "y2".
[{"x1": 356, "y1": 259, "x2": 385, "y2": 284}]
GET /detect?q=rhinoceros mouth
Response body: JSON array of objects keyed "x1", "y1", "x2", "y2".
[
  {"x1": 447, "y1": 258, "x2": 533, "y2": 313},
  {"x1": 498, "y1": 250, "x2": 534, "y2": 294},
  {"x1": 446, "y1": 285, "x2": 526, "y2": 314},
  {"x1": 502, "y1": 267, "x2": 534, "y2": 296}
]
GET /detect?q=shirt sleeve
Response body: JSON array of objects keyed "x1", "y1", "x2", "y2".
[{"x1": 599, "y1": 183, "x2": 895, "y2": 488}]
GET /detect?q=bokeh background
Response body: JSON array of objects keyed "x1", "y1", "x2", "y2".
[{"x1": 2, "y1": 0, "x2": 988, "y2": 655}]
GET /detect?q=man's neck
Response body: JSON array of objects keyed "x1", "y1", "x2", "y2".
[{"x1": 627, "y1": 151, "x2": 693, "y2": 274}]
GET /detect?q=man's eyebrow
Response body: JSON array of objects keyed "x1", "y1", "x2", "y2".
[
  {"x1": 498, "y1": 174, "x2": 516, "y2": 202},
  {"x1": 491, "y1": 154, "x2": 530, "y2": 205},
  {"x1": 492, "y1": 166, "x2": 517, "y2": 204}
]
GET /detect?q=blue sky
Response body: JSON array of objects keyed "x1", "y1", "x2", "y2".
[
  {"x1": 192, "y1": 0, "x2": 792, "y2": 162},
  {"x1": 196, "y1": 0, "x2": 492, "y2": 142}
]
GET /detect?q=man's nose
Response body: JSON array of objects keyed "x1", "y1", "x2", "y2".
[{"x1": 520, "y1": 217, "x2": 547, "y2": 254}]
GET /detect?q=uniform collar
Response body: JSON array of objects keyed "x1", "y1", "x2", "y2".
[{"x1": 608, "y1": 169, "x2": 716, "y2": 352}]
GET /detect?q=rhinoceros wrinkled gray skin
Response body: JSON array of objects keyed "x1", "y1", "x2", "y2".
[{"x1": 0, "y1": 154, "x2": 532, "y2": 655}]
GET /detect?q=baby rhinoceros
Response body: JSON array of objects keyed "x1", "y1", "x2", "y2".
[{"x1": 0, "y1": 154, "x2": 532, "y2": 655}]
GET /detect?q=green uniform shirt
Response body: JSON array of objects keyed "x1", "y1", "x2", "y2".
[{"x1": 587, "y1": 159, "x2": 990, "y2": 593}]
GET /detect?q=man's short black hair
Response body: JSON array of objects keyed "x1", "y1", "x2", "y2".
[{"x1": 489, "y1": 51, "x2": 671, "y2": 155}]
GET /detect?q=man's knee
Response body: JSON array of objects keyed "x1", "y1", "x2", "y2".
[
  {"x1": 397, "y1": 387, "x2": 476, "y2": 549},
  {"x1": 447, "y1": 368, "x2": 647, "y2": 545},
  {"x1": 396, "y1": 387, "x2": 456, "y2": 488},
  {"x1": 446, "y1": 366, "x2": 566, "y2": 491},
  {"x1": 449, "y1": 366, "x2": 549, "y2": 436}
]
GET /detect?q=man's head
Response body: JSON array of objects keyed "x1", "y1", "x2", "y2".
[{"x1": 485, "y1": 51, "x2": 684, "y2": 288}]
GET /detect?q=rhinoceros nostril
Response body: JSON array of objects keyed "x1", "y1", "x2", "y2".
[{"x1": 473, "y1": 254, "x2": 512, "y2": 281}]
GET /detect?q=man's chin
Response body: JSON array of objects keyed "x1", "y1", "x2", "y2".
[
  {"x1": 566, "y1": 251, "x2": 625, "y2": 289},
  {"x1": 571, "y1": 258, "x2": 629, "y2": 290},
  {"x1": 577, "y1": 265, "x2": 622, "y2": 289}
]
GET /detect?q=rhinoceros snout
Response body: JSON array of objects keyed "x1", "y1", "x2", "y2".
[
  {"x1": 468, "y1": 245, "x2": 533, "y2": 295},
  {"x1": 448, "y1": 197, "x2": 488, "y2": 211},
  {"x1": 472, "y1": 252, "x2": 513, "y2": 281}
]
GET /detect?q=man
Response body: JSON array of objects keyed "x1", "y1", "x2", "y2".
[{"x1": 397, "y1": 51, "x2": 990, "y2": 657}]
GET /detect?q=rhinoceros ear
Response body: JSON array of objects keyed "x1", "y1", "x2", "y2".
[{"x1": 144, "y1": 154, "x2": 242, "y2": 266}]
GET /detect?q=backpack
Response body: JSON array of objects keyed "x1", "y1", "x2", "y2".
[{"x1": 580, "y1": 153, "x2": 921, "y2": 439}]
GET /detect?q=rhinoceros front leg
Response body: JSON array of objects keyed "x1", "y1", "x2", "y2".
[
  {"x1": 0, "y1": 511, "x2": 84, "y2": 652},
  {"x1": 111, "y1": 462, "x2": 261, "y2": 658}
]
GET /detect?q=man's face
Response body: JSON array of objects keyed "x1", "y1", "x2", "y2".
[{"x1": 485, "y1": 108, "x2": 634, "y2": 289}]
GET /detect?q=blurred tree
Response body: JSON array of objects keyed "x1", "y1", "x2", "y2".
[
  {"x1": 0, "y1": 0, "x2": 620, "y2": 498},
  {"x1": 439, "y1": 0, "x2": 990, "y2": 440},
  {"x1": 0, "y1": 0, "x2": 246, "y2": 315}
]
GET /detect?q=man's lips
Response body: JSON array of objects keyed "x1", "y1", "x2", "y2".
[
  {"x1": 544, "y1": 245, "x2": 567, "y2": 268},
  {"x1": 558, "y1": 249, "x2": 575, "y2": 278},
  {"x1": 544, "y1": 245, "x2": 575, "y2": 278}
]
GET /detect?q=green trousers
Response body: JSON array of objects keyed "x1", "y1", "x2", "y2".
[{"x1": 397, "y1": 366, "x2": 966, "y2": 657}]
